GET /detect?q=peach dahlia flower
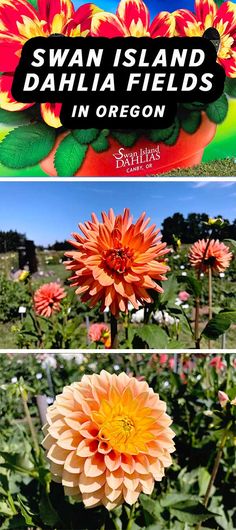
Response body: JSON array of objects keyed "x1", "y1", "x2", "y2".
[
  {"x1": 65, "y1": 208, "x2": 170, "y2": 316},
  {"x1": 42, "y1": 370, "x2": 175, "y2": 510},
  {"x1": 34, "y1": 282, "x2": 66, "y2": 317},
  {"x1": 189, "y1": 239, "x2": 232, "y2": 273}
]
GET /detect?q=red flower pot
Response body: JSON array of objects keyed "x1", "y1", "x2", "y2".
[{"x1": 40, "y1": 113, "x2": 216, "y2": 177}]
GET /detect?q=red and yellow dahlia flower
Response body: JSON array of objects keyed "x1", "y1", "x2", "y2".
[
  {"x1": 91, "y1": 0, "x2": 175, "y2": 38},
  {"x1": 174, "y1": 0, "x2": 236, "y2": 77},
  {"x1": 64, "y1": 208, "x2": 169, "y2": 316},
  {"x1": 189, "y1": 238, "x2": 233, "y2": 272},
  {"x1": 0, "y1": 0, "x2": 100, "y2": 126},
  {"x1": 42, "y1": 370, "x2": 175, "y2": 509},
  {"x1": 34, "y1": 282, "x2": 66, "y2": 317}
]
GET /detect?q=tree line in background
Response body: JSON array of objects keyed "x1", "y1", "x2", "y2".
[{"x1": 1, "y1": 213, "x2": 236, "y2": 252}]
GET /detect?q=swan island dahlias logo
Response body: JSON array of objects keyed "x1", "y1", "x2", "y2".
[
  {"x1": 64, "y1": 208, "x2": 169, "y2": 316},
  {"x1": 42, "y1": 370, "x2": 175, "y2": 509}
]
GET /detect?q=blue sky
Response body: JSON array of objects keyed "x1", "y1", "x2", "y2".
[
  {"x1": 74, "y1": 0, "x2": 195, "y2": 17},
  {"x1": 0, "y1": 181, "x2": 236, "y2": 246}
]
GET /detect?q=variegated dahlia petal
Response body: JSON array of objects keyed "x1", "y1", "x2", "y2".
[
  {"x1": 218, "y1": 51, "x2": 236, "y2": 77},
  {"x1": 174, "y1": 8, "x2": 203, "y2": 36},
  {"x1": 91, "y1": 11, "x2": 128, "y2": 36},
  {"x1": 117, "y1": 0, "x2": 150, "y2": 35},
  {"x1": 0, "y1": 0, "x2": 40, "y2": 34},
  {"x1": 34, "y1": 282, "x2": 66, "y2": 317},
  {"x1": 42, "y1": 371, "x2": 175, "y2": 510},
  {"x1": 37, "y1": 0, "x2": 74, "y2": 33},
  {"x1": 0, "y1": 74, "x2": 33, "y2": 111},
  {"x1": 189, "y1": 239, "x2": 233, "y2": 272},
  {"x1": 40, "y1": 103, "x2": 62, "y2": 128},
  {"x1": 213, "y1": 1, "x2": 236, "y2": 72},
  {"x1": 69, "y1": 3, "x2": 103, "y2": 33},
  {"x1": 0, "y1": 36, "x2": 21, "y2": 72},
  {"x1": 195, "y1": 0, "x2": 217, "y2": 29},
  {"x1": 64, "y1": 209, "x2": 170, "y2": 316},
  {"x1": 150, "y1": 11, "x2": 175, "y2": 37}
]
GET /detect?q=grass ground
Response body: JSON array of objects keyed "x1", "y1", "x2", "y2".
[{"x1": 165, "y1": 159, "x2": 236, "y2": 176}]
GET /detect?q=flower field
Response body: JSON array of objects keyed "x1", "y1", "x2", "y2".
[
  {"x1": 0, "y1": 353, "x2": 235, "y2": 529},
  {"x1": 0, "y1": 212, "x2": 235, "y2": 349}
]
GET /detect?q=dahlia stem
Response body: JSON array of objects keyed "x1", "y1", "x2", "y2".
[
  {"x1": 111, "y1": 314, "x2": 119, "y2": 349},
  {"x1": 196, "y1": 430, "x2": 228, "y2": 530},
  {"x1": 208, "y1": 266, "x2": 213, "y2": 349},
  {"x1": 194, "y1": 271, "x2": 201, "y2": 349},
  {"x1": 20, "y1": 386, "x2": 40, "y2": 456},
  {"x1": 126, "y1": 504, "x2": 136, "y2": 530}
]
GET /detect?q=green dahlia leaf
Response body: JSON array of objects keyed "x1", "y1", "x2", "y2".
[
  {"x1": 72, "y1": 128, "x2": 99, "y2": 144},
  {"x1": 180, "y1": 111, "x2": 202, "y2": 134},
  {"x1": 147, "y1": 126, "x2": 174, "y2": 142},
  {"x1": 130, "y1": 324, "x2": 168, "y2": 349},
  {"x1": 164, "y1": 118, "x2": 180, "y2": 145},
  {"x1": 0, "y1": 108, "x2": 31, "y2": 125},
  {"x1": 111, "y1": 130, "x2": 139, "y2": 147},
  {"x1": 224, "y1": 77, "x2": 236, "y2": 97},
  {"x1": 206, "y1": 94, "x2": 228, "y2": 124},
  {"x1": 170, "y1": 500, "x2": 217, "y2": 524},
  {"x1": 0, "y1": 123, "x2": 56, "y2": 169},
  {"x1": 54, "y1": 134, "x2": 87, "y2": 176},
  {"x1": 91, "y1": 132, "x2": 109, "y2": 152},
  {"x1": 202, "y1": 310, "x2": 236, "y2": 339}
]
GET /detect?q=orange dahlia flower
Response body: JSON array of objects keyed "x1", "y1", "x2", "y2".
[
  {"x1": 0, "y1": 0, "x2": 100, "y2": 126},
  {"x1": 42, "y1": 370, "x2": 175, "y2": 509},
  {"x1": 65, "y1": 208, "x2": 170, "y2": 316},
  {"x1": 34, "y1": 282, "x2": 66, "y2": 317},
  {"x1": 189, "y1": 239, "x2": 233, "y2": 273},
  {"x1": 174, "y1": 0, "x2": 236, "y2": 77},
  {"x1": 91, "y1": 0, "x2": 175, "y2": 38}
]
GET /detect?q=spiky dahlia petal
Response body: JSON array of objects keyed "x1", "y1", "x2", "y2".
[
  {"x1": 34, "y1": 282, "x2": 66, "y2": 317},
  {"x1": 0, "y1": 73, "x2": 34, "y2": 111},
  {"x1": 42, "y1": 371, "x2": 175, "y2": 510},
  {"x1": 64, "y1": 209, "x2": 169, "y2": 316},
  {"x1": 189, "y1": 239, "x2": 233, "y2": 272},
  {"x1": 40, "y1": 103, "x2": 62, "y2": 128},
  {"x1": 150, "y1": 11, "x2": 175, "y2": 37}
]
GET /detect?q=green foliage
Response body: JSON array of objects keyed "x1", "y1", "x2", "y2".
[
  {"x1": 202, "y1": 310, "x2": 236, "y2": 339},
  {"x1": 54, "y1": 134, "x2": 88, "y2": 176},
  {"x1": 180, "y1": 111, "x2": 202, "y2": 134},
  {"x1": 206, "y1": 95, "x2": 228, "y2": 124},
  {"x1": 0, "y1": 277, "x2": 30, "y2": 323},
  {"x1": 0, "y1": 109, "x2": 31, "y2": 126},
  {"x1": 72, "y1": 129, "x2": 99, "y2": 144},
  {"x1": 91, "y1": 132, "x2": 109, "y2": 152},
  {"x1": 224, "y1": 77, "x2": 236, "y2": 98},
  {"x1": 0, "y1": 124, "x2": 56, "y2": 169},
  {"x1": 0, "y1": 354, "x2": 236, "y2": 529},
  {"x1": 129, "y1": 324, "x2": 168, "y2": 349},
  {"x1": 111, "y1": 131, "x2": 139, "y2": 147}
]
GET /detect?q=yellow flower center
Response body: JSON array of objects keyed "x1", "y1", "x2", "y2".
[{"x1": 91, "y1": 389, "x2": 156, "y2": 454}]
